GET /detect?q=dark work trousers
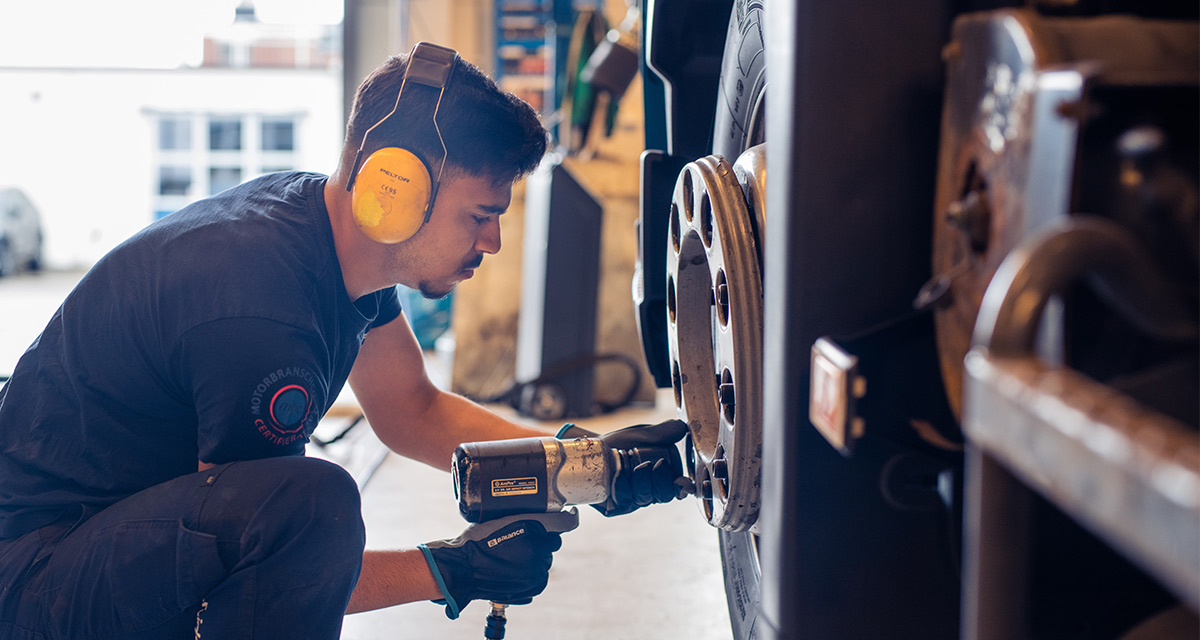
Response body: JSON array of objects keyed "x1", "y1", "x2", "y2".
[{"x1": 0, "y1": 456, "x2": 366, "y2": 640}]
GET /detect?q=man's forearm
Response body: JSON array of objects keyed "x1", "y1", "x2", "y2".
[
  {"x1": 346, "y1": 549, "x2": 444, "y2": 614},
  {"x1": 348, "y1": 318, "x2": 553, "y2": 469},
  {"x1": 377, "y1": 389, "x2": 552, "y2": 469}
]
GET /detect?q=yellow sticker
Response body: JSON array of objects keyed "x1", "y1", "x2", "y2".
[{"x1": 491, "y1": 477, "x2": 538, "y2": 497}]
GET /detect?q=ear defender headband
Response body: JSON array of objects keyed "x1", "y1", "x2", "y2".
[{"x1": 346, "y1": 42, "x2": 459, "y2": 244}]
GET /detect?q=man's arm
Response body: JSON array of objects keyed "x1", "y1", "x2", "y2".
[
  {"x1": 346, "y1": 549, "x2": 442, "y2": 614},
  {"x1": 348, "y1": 316, "x2": 550, "y2": 469}
]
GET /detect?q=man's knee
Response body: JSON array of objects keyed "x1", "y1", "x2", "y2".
[
  {"x1": 208, "y1": 457, "x2": 365, "y2": 560},
  {"x1": 259, "y1": 456, "x2": 363, "y2": 515}
]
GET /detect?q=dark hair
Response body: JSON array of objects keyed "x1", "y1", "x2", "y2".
[{"x1": 345, "y1": 50, "x2": 548, "y2": 184}]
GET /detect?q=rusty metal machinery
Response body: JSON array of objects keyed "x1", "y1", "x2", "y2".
[
  {"x1": 927, "y1": 10, "x2": 1200, "y2": 419},
  {"x1": 963, "y1": 219, "x2": 1200, "y2": 640},
  {"x1": 931, "y1": 9, "x2": 1200, "y2": 640}
]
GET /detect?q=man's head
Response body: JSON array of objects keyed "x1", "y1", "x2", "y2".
[
  {"x1": 332, "y1": 47, "x2": 548, "y2": 300},
  {"x1": 340, "y1": 48, "x2": 548, "y2": 191}
]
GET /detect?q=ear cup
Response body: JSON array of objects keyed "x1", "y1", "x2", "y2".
[{"x1": 351, "y1": 147, "x2": 433, "y2": 243}]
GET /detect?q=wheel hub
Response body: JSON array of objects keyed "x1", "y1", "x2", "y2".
[{"x1": 666, "y1": 145, "x2": 765, "y2": 532}]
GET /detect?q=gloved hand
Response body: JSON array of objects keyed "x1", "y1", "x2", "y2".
[
  {"x1": 418, "y1": 509, "x2": 580, "y2": 619},
  {"x1": 557, "y1": 419, "x2": 690, "y2": 517}
]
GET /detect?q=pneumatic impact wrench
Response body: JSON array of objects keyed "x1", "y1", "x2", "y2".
[{"x1": 451, "y1": 431, "x2": 692, "y2": 637}]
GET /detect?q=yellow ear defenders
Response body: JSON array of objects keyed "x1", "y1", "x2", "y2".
[{"x1": 346, "y1": 42, "x2": 459, "y2": 244}]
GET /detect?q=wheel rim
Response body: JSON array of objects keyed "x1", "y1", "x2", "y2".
[{"x1": 667, "y1": 146, "x2": 765, "y2": 531}]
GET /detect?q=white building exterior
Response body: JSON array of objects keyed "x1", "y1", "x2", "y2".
[{"x1": 0, "y1": 65, "x2": 343, "y2": 268}]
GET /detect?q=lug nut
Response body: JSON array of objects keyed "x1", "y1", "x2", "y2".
[
  {"x1": 945, "y1": 189, "x2": 990, "y2": 252},
  {"x1": 719, "y1": 382, "x2": 735, "y2": 406},
  {"x1": 715, "y1": 271, "x2": 730, "y2": 327}
]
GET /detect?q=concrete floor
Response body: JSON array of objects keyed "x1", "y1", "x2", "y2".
[{"x1": 0, "y1": 269, "x2": 732, "y2": 639}]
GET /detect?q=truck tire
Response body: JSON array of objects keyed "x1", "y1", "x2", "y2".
[
  {"x1": 720, "y1": 522, "x2": 761, "y2": 639},
  {"x1": 712, "y1": 0, "x2": 766, "y2": 164},
  {"x1": 710, "y1": 2, "x2": 766, "y2": 638}
]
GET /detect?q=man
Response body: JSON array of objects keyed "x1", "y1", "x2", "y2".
[{"x1": 0, "y1": 44, "x2": 685, "y2": 639}]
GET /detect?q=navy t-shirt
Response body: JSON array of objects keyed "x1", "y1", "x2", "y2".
[{"x1": 0, "y1": 172, "x2": 401, "y2": 539}]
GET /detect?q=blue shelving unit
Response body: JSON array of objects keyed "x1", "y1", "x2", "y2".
[
  {"x1": 494, "y1": 0, "x2": 603, "y2": 118},
  {"x1": 495, "y1": 0, "x2": 551, "y2": 112}
]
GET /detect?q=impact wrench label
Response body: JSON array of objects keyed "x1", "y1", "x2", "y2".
[
  {"x1": 488, "y1": 528, "x2": 525, "y2": 548},
  {"x1": 491, "y1": 477, "x2": 538, "y2": 497}
]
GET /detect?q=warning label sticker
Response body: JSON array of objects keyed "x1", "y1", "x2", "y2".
[{"x1": 491, "y1": 477, "x2": 538, "y2": 497}]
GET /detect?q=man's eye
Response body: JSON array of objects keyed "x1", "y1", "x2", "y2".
[{"x1": 473, "y1": 215, "x2": 489, "y2": 225}]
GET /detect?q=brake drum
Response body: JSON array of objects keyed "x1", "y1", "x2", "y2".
[{"x1": 931, "y1": 11, "x2": 1079, "y2": 418}]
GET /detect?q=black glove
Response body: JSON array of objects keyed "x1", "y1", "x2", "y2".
[
  {"x1": 418, "y1": 509, "x2": 580, "y2": 619},
  {"x1": 558, "y1": 419, "x2": 690, "y2": 517}
]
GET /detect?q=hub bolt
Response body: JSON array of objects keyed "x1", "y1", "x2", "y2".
[
  {"x1": 945, "y1": 189, "x2": 990, "y2": 253},
  {"x1": 719, "y1": 382, "x2": 736, "y2": 406}
]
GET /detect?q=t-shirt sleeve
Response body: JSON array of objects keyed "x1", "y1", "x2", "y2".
[
  {"x1": 368, "y1": 286, "x2": 403, "y2": 331},
  {"x1": 173, "y1": 317, "x2": 330, "y2": 464}
]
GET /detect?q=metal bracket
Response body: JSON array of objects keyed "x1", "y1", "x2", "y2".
[{"x1": 809, "y1": 337, "x2": 867, "y2": 456}]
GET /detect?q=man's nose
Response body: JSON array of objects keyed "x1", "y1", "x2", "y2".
[{"x1": 476, "y1": 217, "x2": 501, "y2": 254}]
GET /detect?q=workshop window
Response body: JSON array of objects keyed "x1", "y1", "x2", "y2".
[
  {"x1": 261, "y1": 119, "x2": 295, "y2": 151},
  {"x1": 158, "y1": 166, "x2": 192, "y2": 196},
  {"x1": 153, "y1": 113, "x2": 303, "y2": 218},
  {"x1": 159, "y1": 118, "x2": 191, "y2": 151},
  {"x1": 209, "y1": 167, "x2": 243, "y2": 195},
  {"x1": 209, "y1": 118, "x2": 242, "y2": 151}
]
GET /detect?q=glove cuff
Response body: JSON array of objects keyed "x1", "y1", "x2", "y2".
[
  {"x1": 556, "y1": 423, "x2": 596, "y2": 439},
  {"x1": 418, "y1": 543, "x2": 463, "y2": 620}
]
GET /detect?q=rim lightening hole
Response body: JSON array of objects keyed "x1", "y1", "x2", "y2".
[
  {"x1": 672, "y1": 360, "x2": 682, "y2": 408},
  {"x1": 715, "y1": 269, "x2": 730, "y2": 327},
  {"x1": 682, "y1": 170, "x2": 695, "y2": 222},
  {"x1": 670, "y1": 202, "x2": 681, "y2": 253},
  {"x1": 667, "y1": 274, "x2": 677, "y2": 324},
  {"x1": 720, "y1": 367, "x2": 735, "y2": 425}
]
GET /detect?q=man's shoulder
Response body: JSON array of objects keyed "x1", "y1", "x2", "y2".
[
  {"x1": 96, "y1": 172, "x2": 338, "y2": 332},
  {"x1": 164, "y1": 172, "x2": 329, "y2": 260},
  {"x1": 182, "y1": 171, "x2": 326, "y2": 227}
]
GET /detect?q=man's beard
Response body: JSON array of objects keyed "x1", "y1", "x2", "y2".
[
  {"x1": 416, "y1": 254, "x2": 484, "y2": 300},
  {"x1": 417, "y1": 281, "x2": 454, "y2": 300}
]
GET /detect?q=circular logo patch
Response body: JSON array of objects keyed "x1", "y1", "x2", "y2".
[
  {"x1": 270, "y1": 385, "x2": 311, "y2": 434},
  {"x1": 249, "y1": 367, "x2": 319, "y2": 446}
]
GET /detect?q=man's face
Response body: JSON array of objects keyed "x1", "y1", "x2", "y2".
[{"x1": 387, "y1": 171, "x2": 512, "y2": 299}]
